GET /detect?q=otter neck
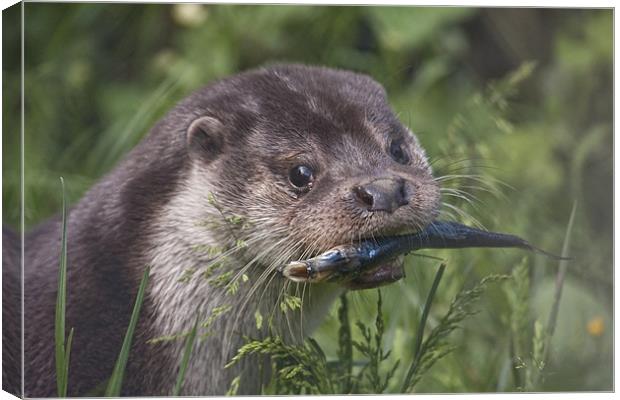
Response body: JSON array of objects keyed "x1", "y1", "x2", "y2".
[{"x1": 143, "y1": 167, "x2": 343, "y2": 394}]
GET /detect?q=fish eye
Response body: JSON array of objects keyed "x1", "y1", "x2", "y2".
[
  {"x1": 289, "y1": 165, "x2": 314, "y2": 188},
  {"x1": 389, "y1": 139, "x2": 409, "y2": 164}
]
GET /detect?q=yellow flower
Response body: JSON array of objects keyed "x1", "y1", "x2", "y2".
[{"x1": 587, "y1": 316, "x2": 604, "y2": 337}]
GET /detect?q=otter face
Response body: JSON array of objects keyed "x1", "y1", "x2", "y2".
[{"x1": 185, "y1": 65, "x2": 440, "y2": 285}]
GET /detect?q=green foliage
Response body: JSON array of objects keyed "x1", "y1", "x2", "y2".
[
  {"x1": 279, "y1": 293, "x2": 302, "y2": 313},
  {"x1": 228, "y1": 270, "x2": 507, "y2": 395},
  {"x1": 351, "y1": 290, "x2": 400, "y2": 393},
  {"x1": 201, "y1": 305, "x2": 232, "y2": 330},
  {"x1": 500, "y1": 203, "x2": 576, "y2": 391},
  {"x1": 226, "y1": 335, "x2": 333, "y2": 394},
  {"x1": 404, "y1": 274, "x2": 510, "y2": 390},
  {"x1": 504, "y1": 258, "x2": 533, "y2": 390},
  {"x1": 227, "y1": 292, "x2": 399, "y2": 395},
  {"x1": 148, "y1": 303, "x2": 233, "y2": 345}
]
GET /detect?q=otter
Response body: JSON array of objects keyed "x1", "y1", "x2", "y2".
[{"x1": 2, "y1": 64, "x2": 440, "y2": 396}]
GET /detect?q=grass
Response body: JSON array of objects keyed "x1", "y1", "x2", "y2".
[
  {"x1": 51, "y1": 177, "x2": 209, "y2": 397},
  {"x1": 544, "y1": 201, "x2": 576, "y2": 347},
  {"x1": 54, "y1": 177, "x2": 74, "y2": 397},
  {"x1": 538, "y1": 201, "x2": 577, "y2": 384},
  {"x1": 104, "y1": 266, "x2": 150, "y2": 397},
  {"x1": 226, "y1": 264, "x2": 512, "y2": 395},
  {"x1": 172, "y1": 311, "x2": 201, "y2": 396},
  {"x1": 53, "y1": 177, "x2": 153, "y2": 397},
  {"x1": 401, "y1": 263, "x2": 445, "y2": 392}
]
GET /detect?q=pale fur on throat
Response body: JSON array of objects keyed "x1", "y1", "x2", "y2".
[{"x1": 143, "y1": 166, "x2": 344, "y2": 395}]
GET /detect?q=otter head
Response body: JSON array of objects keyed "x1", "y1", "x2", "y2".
[{"x1": 183, "y1": 64, "x2": 440, "y2": 288}]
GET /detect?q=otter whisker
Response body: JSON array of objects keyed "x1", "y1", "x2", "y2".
[
  {"x1": 435, "y1": 173, "x2": 514, "y2": 192},
  {"x1": 224, "y1": 235, "x2": 291, "y2": 328},
  {"x1": 224, "y1": 227, "x2": 291, "y2": 286},
  {"x1": 231, "y1": 237, "x2": 306, "y2": 337},
  {"x1": 429, "y1": 155, "x2": 489, "y2": 169},
  {"x1": 440, "y1": 189, "x2": 481, "y2": 207},
  {"x1": 443, "y1": 192, "x2": 479, "y2": 210},
  {"x1": 441, "y1": 202, "x2": 486, "y2": 230}
]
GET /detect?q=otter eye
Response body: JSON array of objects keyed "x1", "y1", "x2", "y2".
[
  {"x1": 289, "y1": 165, "x2": 314, "y2": 188},
  {"x1": 389, "y1": 140, "x2": 409, "y2": 164}
]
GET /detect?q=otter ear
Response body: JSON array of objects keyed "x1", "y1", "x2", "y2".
[{"x1": 187, "y1": 116, "x2": 225, "y2": 162}]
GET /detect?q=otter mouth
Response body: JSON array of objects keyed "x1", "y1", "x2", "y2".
[{"x1": 279, "y1": 237, "x2": 407, "y2": 290}]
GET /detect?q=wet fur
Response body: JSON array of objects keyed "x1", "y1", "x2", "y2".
[{"x1": 3, "y1": 64, "x2": 439, "y2": 396}]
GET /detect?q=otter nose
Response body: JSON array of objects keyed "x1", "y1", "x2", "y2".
[{"x1": 353, "y1": 178, "x2": 409, "y2": 213}]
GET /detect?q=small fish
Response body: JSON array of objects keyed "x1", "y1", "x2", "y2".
[{"x1": 279, "y1": 221, "x2": 563, "y2": 283}]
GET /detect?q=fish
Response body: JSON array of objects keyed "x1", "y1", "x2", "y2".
[{"x1": 278, "y1": 221, "x2": 564, "y2": 283}]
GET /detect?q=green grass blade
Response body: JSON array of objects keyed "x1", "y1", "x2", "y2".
[
  {"x1": 172, "y1": 311, "x2": 201, "y2": 396},
  {"x1": 401, "y1": 263, "x2": 446, "y2": 393},
  {"x1": 62, "y1": 328, "x2": 75, "y2": 396},
  {"x1": 105, "y1": 266, "x2": 151, "y2": 397},
  {"x1": 55, "y1": 177, "x2": 69, "y2": 397},
  {"x1": 542, "y1": 202, "x2": 576, "y2": 363},
  {"x1": 337, "y1": 294, "x2": 352, "y2": 393}
]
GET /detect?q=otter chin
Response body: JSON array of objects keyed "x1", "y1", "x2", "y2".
[{"x1": 5, "y1": 64, "x2": 441, "y2": 397}]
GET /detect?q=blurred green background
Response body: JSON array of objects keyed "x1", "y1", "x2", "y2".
[{"x1": 3, "y1": 4, "x2": 612, "y2": 392}]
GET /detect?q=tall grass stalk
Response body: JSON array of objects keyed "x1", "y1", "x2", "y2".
[
  {"x1": 541, "y1": 202, "x2": 576, "y2": 369},
  {"x1": 401, "y1": 263, "x2": 446, "y2": 392},
  {"x1": 172, "y1": 312, "x2": 201, "y2": 396},
  {"x1": 104, "y1": 266, "x2": 150, "y2": 397},
  {"x1": 55, "y1": 177, "x2": 74, "y2": 397},
  {"x1": 505, "y1": 258, "x2": 530, "y2": 390},
  {"x1": 337, "y1": 294, "x2": 352, "y2": 393}
]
